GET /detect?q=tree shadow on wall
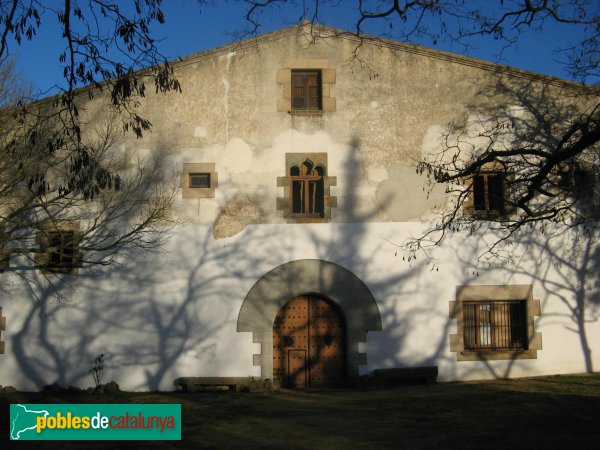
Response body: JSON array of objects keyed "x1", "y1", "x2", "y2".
[
  {"x1": 9, "y1": 222, "x2": 285, "y2": 390},
  {"x1": 510, "y1": 226, "x2": 599, "y2": 374},
  {"x1": 447, "y1": 218, "x2": 600, "y2": 381},
  {"x1": 411, "y1": 73, "x2": 600, "y2": 379},
  {"x1": 414, "y1": 70, "x2": 599, "y2": 268},
  {"x1": 301, "y1": 136, "x2": 458, "y2": 378}
]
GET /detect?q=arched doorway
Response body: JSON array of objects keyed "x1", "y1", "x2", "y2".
[
  {"x1": 237, "y1": 259, "x2": 382, "y2": 387},
  {"x1": 273, "y1": 295, "x2": 346, "y2": 389}
]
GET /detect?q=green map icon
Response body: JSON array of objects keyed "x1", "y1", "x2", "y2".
[{"x1": 10, "y1": 404, "x2": 49, "y2": 440}]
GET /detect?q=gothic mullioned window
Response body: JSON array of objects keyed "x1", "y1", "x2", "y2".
[
  {"x1": 181, "y1": 163, "x2": 218, "y2": 199},
  {"x1": 276, "y1": 153, "x2": 336, "y2": 222},
  {"x1": 290, "y1": 160, "x2": 325, "y2": 217}
]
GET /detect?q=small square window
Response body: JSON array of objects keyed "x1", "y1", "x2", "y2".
[
  {"x1": 181, "y1": 163, "x2": 217, "y2": 199},
  {"x1": 189, "y1": 173, "x2": 211, "y2": 188}
]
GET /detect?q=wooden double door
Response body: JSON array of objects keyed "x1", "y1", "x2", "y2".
[{"x1": 273, "y1": 295, "x2": 346, "y2": 389}]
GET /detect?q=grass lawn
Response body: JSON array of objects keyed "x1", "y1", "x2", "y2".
[{"x1": 2, "y1": 374, "x2": 600, "y2": 449}]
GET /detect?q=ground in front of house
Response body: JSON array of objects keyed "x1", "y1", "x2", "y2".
[{"x1": 1, "y1": 373, "x2": 599, "y2": 449}]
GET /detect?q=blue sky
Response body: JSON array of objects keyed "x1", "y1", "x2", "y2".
[{"x1": 9, "y1": 0, "x2": 593, "y2": 98}]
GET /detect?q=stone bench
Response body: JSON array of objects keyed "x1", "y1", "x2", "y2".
[
  {"x1": 174, "y1": 377, "x2": 272, "y2": 392},
  {"x1": 373, "y1": 366, "x2": 438, "y2": 387}
]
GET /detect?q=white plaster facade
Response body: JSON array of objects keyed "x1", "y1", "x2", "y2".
[{"x1": 1, "y1": 24, "x2": 599, "y2": 390}]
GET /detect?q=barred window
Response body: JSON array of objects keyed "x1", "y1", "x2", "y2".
[
  {"x1": 450, "y1": 285, "x2": 541, "y2": 361},
  {"x1": 463, "y1": 301, "x2": 527, "y2": 350}
]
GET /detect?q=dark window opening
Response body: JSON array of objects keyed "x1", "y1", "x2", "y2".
[
  {"x1": 463, "y1": 301, "x2": 527, "y2": 350},
  {"x1": 575, "y1": 169, "x2": 595, "y2": 198},
  {"x1": 473, "y1": 172, "x2": 505, "y2": 213},
  {"x1": 559, "y1": 166, "x2": 594, "y2": 199},
  {"x1": 291, "y1": 70, "x2": 322, "y2": 111},
  {"x1": 47, "y1": 231, "x2": 79, "y2": 270},
  {"x1": 189, "y1": 173, "x2": 211, "y2": 188},
  {"x1": 290, "y1": 160, "x2": 325, "y2": 217}
]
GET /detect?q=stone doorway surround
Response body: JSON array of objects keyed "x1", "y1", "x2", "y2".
[{"x1": 237, "y1": 259, "x2": 382, "y2": 386}]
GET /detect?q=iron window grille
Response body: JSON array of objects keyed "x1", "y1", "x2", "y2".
[
  {"x1": 559, "y1": 166, "x2": 595, "y2": 199},
  {"x1": 463, "y1": 301, "x2": 528, "y2": 350}
]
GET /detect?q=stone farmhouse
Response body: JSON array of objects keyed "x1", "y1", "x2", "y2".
[{"x1": 1, "y1": 24, "x2": 599, "y2": 391}]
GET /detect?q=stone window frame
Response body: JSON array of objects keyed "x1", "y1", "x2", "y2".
[
  {"x1": 182, "y1": 163, "x2": 218, "y2": 199},
  {"x1": 277, "y1": 153, "x2": 337, "y2": 223},
  {"x1": 277, "y1": 58, "x2": 336, "y2": 114},
  {"x1": 449, "y1": 284, "x2": 542, "y2": 361},
  {"x1": 35, "y1": 222, "x2": 83, "y2": 274}
]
